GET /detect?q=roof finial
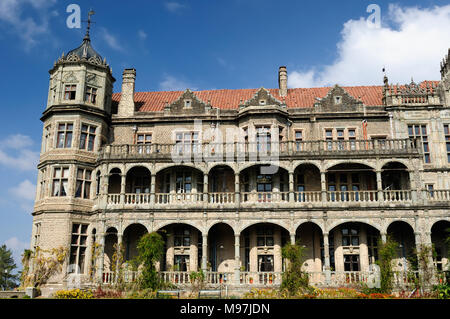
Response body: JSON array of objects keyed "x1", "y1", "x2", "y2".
[{"x1": 83, "y1": 9, "x2": 95, "y2": 42}]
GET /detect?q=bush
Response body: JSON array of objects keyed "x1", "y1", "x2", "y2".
[
  {"x1": 136, "y1": 232, "x2": 165, "y2": 290},
  {"x1": 92, "y1": 286, "x2": 122, "y2": 299},
  {"x1": 53, "y1": 289, "x2": 93, "y2": 299},
  {"x1": 280, "y1": 243, "x2": 310, "y2": 296},
  {"x1": 433, "y1": 283, "x2": 450, "y2": 299}
]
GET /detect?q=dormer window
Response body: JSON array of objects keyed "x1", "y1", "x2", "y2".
[
  {"x1": 334, "y1": 96, "x2": 342, "y2": 105},
  {"x1": 259, "y1": 100, "x2": 266, "y2": 105},
  {"x1": 184, "y1": 99, "x2": 192, "y2": 108},
  {"x1": 64, "y1": 85, "x2": 77, "y2": 100}
]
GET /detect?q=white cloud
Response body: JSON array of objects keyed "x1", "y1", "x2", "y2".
[
  {"x1": 4, "y1": 237, "x2": 29, "y2": 268},
  {"x1": 9, "y1": 179, "x2": 36, "y2": 202},
  {"x1": 0, "y1": 0, "x2": 57, "y2": 49},
  {"x1": 100, "y1": 27, "x2": 125, "y2": 52},
  {"x1": 159, "y1": 74, "x2": 197, "y2": 91},
  {"x1": 138, "y1": 29, "x2": 147, "y2": 40},
  {"x1": 288, "y1": 4, "x2": 450, "y2": 88},
  {"x1": 0, "y1": 134, "x2": 39, "y2": 171},
  {"x1": 164, "y1": 1, "x2": 186, "y2": 13}
]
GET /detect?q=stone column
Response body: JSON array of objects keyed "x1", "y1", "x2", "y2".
[
  {"x1": 235, "y1": 173, "x2": 240, "y2": 203},
  {"x1": 116, "y1": 233, "x2": 123, "y2": 283},
  {"x1": 202, "y1": 234, "x2": 208, "y2": 271},
  {"x1": 203, "y1": 173, "x2": 208, "y2": 203},
  {"x1": 120, "y1": 174, "x2": 126, "y2": 205},
  {"x1": 98, "y1": 232, "x2": 105, "y2": 284},
  {"x1": 234, "y1": 233, "x2": 241, "y2": 284},
  {"x1": 381, "y1": 232, "x2": 387, "y2": 244},
  {"x1": 290, "y1": 232, "x2": 296, "y2": 245},
  {"x1": 323, "y1": 233, "x2": 331, "y2": 285},
  {"x1": 320, "y1": 171, "x2": 327, "y2": 203},
  {"x1": 289, "y1": 172, "x2": 295, "y2": 202},
  {"x1": 376, "y1": 170, "x2": 383, "y2": 202},
  {"x1": 150, "y1": 174, "x2": 156, "y2": 204}
]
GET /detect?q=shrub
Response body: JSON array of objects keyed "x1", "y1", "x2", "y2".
[
  {"x1": 376, "y1": 237, "x2": 398, "y2": 293},
  {"x1": 53, "y1": 289, "x2": 93, "y2": 299},
  {"x1": 433, "y1": 283, "x2": 450, "y2": 299},
  {"x1": 280, "y1": 243, "x2": 310, "y2": 296},
  {"x1": 136, "y1": 232, "x2": 165, "y2": 290}
]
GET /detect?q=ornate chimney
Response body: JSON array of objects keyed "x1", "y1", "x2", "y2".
[
  {"x1": 118, "y1": 68, "x2": 136, "y2": 117},
  {"x1": 278, "y1": 66, "x2": 288, "y2": 97}
]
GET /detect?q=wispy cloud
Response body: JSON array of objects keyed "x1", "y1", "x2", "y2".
[
  {"x1": 159, "y1": 74, "x2": 197, "y2": 91},
  {"x1": 4, "y1": 237, "x2": 29, "y2": 269},
  {"x1": 138, "y1": 29, "x2": 147, "y2": 40},
  {"x1": 0, "y1": 134, "x2": 39, "y2": 171},
  {"x1": 0, "y1": 0, "x2": 57, "y2": 50},
  {"x1": 9, "y1": 179, "x2": 36, "y2": 202},
  {"x1": 164, "y1": 1, "x2": 187, "y2": 13},
  {"x1": 100, "y1": 27, "x2": 126, "y2": 52},
  {"x1": 288, "y1": 4, "x2": 450, "y2": 88}
]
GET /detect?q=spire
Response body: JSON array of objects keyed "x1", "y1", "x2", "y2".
[{"x1": 83, "y1": 10, "x2": 95, "y2": 42}]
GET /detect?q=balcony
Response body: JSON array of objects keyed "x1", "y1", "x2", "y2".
[
  {"x1": 98, "y1": 189, "x2": 443, "y2": 210},
  {"x1": 98, "y1": 138, "x2": 420, "y2": 162},
  {"x1": 102, "y1": 270, "x2": 449, "y2": 289}
]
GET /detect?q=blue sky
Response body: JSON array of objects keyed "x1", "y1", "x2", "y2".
[{"x1": 0, "y1": 0, "x2": 449, "y2": 268}]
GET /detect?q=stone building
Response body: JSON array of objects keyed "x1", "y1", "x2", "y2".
[{"x1": 29, "y1": 25, "x2": 450, "y2": 294}]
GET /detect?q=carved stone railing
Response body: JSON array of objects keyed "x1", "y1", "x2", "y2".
[
  {"x1": 103, "y1": 189, "x2": 421, "y2": 208},
  {"x1": 98, "y1": 138, "x2": 420, "y2": 161}
]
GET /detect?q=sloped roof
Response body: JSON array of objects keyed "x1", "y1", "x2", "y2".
[{"x1": 110, "y1": 83, "x2": 436, "y2": 112}]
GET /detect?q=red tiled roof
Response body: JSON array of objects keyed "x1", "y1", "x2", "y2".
[{"x1": 110, "y1": 83, "x2": 435, "y2": 112}]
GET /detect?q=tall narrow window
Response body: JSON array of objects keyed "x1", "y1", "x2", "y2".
[
  {"x1": 69, "y1": 224, "x2": 88, "y2": 274},
  {"x1": 85, "y1": 86, "x2": 97, "y2": 104},
  {"x1": 367, "y1": 228, "x2": 379, "y2": 264},
  {"x1": 257, "y1": 174, "x2": 272, "y2": 202},
  {"x1": 325, "y1": 129, "x2": 333, "y2": 150},
  {"x1": 444, "y1": 124, "x2": 450, "y2": 163},
  {"x1": 75, "y1": 168, "x2": 92, "y2": 199},
  {"x1": 295, "y1": 130, "x2": 303, "y2": 151},
  {"x1": 56, "y1": 123, "x2": 73, "y2": 148},
  {"x1": 176, "y1": 171, "x2": 192, "y2": 193},
  {"x1": 408, "y1": 124, "x2": 430, "y2": 163},
  {"x1": 52, "y1": 167, "x2": 69, "y2": 197},
  {"x1": 42, "y1": 125, "x2": 51, "y2": 152},
  {"x1": 174, "y1": 226, "x2": 191, "y2": 247},
  {"x1": 64, "y1": 85, "x2": 76, "y2": 100},
  {"x1": 348, "y1": 129, "x2": 356, "y2": 150},
  {"x1": 337, "y1": 129, "x2": 345, "y2": 150},
  {"x1": 175, "y1": 131, "x2": 199, "y2": 154},
  {"x1": 296, "y1": 174, "x2": 305, "y2": 202},
  {"x1": 342, "y1": 226, "x2": 359, "y2": 246},
  {"x1": 79, "y1": 124, "x2": 96, "y2": 151},
  {"x1": 33, "y1": 223, "x2": 41, "y2": 251},
  {"x1": 39, "y1": 168, "x2": 47, "y2": 199}
]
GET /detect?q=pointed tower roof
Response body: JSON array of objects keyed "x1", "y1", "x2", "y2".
[{"x1": 66, "y1": 10, "x2": 103, "y2": 61}]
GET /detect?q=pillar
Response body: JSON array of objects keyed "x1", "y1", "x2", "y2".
[
  {"x1": 323, "y1": 233, "x2": 331, "y2": 285},
  {"x1": 235, "y1": 173, "x2": 240, "y2": 203},
  {"x1": 203, "y1": 173, "x2": 208, "y2": 202},
  {"x1": 120, "y1": 174, "x2": 126, "y2": 205},
  {"x1": 376, "y1": 170, "x2": 383, "y2": 201},
  {"x1": 289, "y1": 172, "x2": 294, "y2": 202},
  {"x1": 234, "y1": 233, "x2": 241, "y2": 284},
  {"x1": 98, "y1": 233, "x2": 105, "y2": 284},
  {"x1": 320, "y1": 171, "x2": 327, "y2": 203},
  {"x1": 150, "y1": 174, "x2": 156, "y2": 204},
  {"x1": 202, "y1": 234, "x2": 208, "y2": 271}
]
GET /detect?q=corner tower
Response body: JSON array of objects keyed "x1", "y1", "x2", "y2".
[{"x1": 30, "y1": 12, "x2": 115, "y2": 292}]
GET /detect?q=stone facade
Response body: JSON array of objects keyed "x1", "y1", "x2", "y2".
[{"x1": 29, "y1": 32, "x2": 450, "y2": 292}]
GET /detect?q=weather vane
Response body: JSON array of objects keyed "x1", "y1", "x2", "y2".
[{"x1": 82, "y1": 9, "x2": 95, "y2": 40}]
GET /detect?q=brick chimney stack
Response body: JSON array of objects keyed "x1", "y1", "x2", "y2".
[
  {"x1": 118, "y1": 68, "x2": 136, "y2": 116},
  {"x1": 278, "y1": 66, "x2": 288, "y2": 97}
]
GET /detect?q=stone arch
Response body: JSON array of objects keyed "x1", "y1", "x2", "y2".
[
  {"x1": 381, "y1": 161, "x2": 411, "y2": 191},
  {"x1": 108, "y1": 168, "x2": 122, "y2": 194},
  {"x1": 155, "y1": 163, "x2": 207, "y2": 175},
  {"x1": 205, "y1": 221, "x2": 237, "y2": 234},
  {"x1": 123, "y1": 223, "x2": 149, "y2": 261},
  {"x1": 293, "y1": 220, "x2": 325, "y2": 234},
  {"x1": 327, "y1": 219, "x2": 382, "y2": 233},
  {"x1": 207, "y1": 163, "x2": 236, "y2": 175},
  {"x1": 156, "y1": 222, "x2": 203, "y2": 272},
  {"x1": 207, "y1": 223, "x2": 236, "y2": 272},
  {"x1": 325, "y1": 160, "x2": 376, "y2": 171},
  {"x1": 124, "y1": 163, "x2": 152, "y2": 175},
  {"x1": 125, "y1": 166, "x2": 151, "y2": 194},
  {"x1": 237, "y1": 220, "x2": 290, "y2": 234},
  {"x1": 379, "y1": 159, "x2": 411, "y2": 171},
  {"x1": 430, "y1": 220, "x2": 450, "y2": 271},
  {"x1": 295, "y1": 221, "x2": 325, "y2": 272},
  {"x1": 154, "y1": 220, "x2": 203, "y2": 233},
  {"x1": 386, "y1": 221, "x2": 416, "y2": 271},
  {"x1": 237, "y1": 162, "x2": 291, "y2": 174},
  {"x1": 292, "y1": 161, "x2": 322, "y2": 173}
]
